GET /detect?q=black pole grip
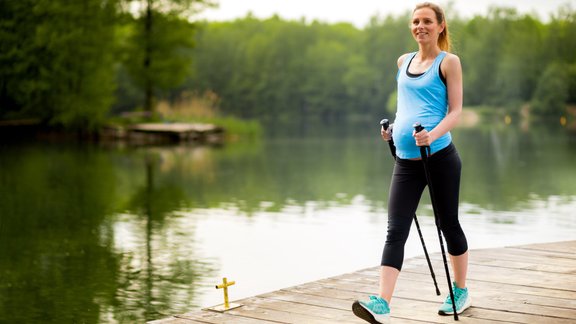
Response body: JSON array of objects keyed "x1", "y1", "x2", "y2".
[
  {"x1": 380, "y1": 118, "x2": 396, "y2": 159},
  {"x1": 380, "y1": 119, "x2": 389, "y2": 131},
  {"x1": 413, "y1": 122, "x2": 429, "y2": 158},
  {"x1": 413, "y1": 122, "x2": 424, "y2": 133}
]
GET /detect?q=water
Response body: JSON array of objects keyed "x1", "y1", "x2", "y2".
[{"x1": 1, "y1": 120, "x2": 575, "y2": 323}]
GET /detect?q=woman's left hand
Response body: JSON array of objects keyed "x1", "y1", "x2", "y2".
[{"x1": 413, "y1": 129, "x2": 432, "y2": 146}]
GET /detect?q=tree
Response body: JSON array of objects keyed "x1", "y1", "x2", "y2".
[
  {"x1": 362, "y1": 14, "x2": 413, "y2": 114},
  {"x1": 0, "y1": 0, "x2": 120, "y2": 130},
  {"x1": 531, "y1": 63, "x2": 570, "y2": 117},
  {"x1": 121, "y1": 0, "x2": 214, "y2": 116}
]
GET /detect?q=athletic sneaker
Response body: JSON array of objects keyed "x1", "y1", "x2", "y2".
[
  {"x1": 438, "y1": 282, "x2": 472, "y2": 315},
  {"x1": 352, "y1": 295, "x2": 390, "y2": 324}
]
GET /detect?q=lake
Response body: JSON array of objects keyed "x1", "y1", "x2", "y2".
[{"x1": 1, "y1": 119, "x2": 575, "y2": 323}]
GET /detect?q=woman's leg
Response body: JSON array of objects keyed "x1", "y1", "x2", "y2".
[
  {"x1": 450, "y1": 251, "x2": 469, "y2": 288},
  {"x1": 379, "y1": 266, "x2": 400, "y2": 303},
  {"x1": 429, "y1": 144, "x2": 468, "y2": 288},
  {"x1": 380, "y1": 159, "x2": 427, "y2": 303},
  {"x1": 380, "y1": 251, "x2": 469, "y2": 303}
]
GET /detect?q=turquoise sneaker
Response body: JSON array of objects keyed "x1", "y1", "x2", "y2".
[
  {"x1": 352, "y1": 295, "x2": 390, "y2": 324},
  {"x1": 438, "y1": 282, "x2": 472, "y2": 315}
]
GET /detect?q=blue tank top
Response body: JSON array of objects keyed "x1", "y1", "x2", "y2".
[{"x1": 393, "y1": 51, "x2": 451, "y2": 159}]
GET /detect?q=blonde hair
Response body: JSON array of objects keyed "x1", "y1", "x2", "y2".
[{"x1": 414, "y1": 2, "x2": 451, "y2": 52}]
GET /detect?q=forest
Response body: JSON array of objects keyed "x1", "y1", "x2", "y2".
[{"x1": 1, "y1": 1, "x2": 575, "y2": 130}]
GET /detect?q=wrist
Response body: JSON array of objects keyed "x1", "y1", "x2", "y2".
[{"x1": 428, "y1": 131, "x2": 438, "y2": 144}]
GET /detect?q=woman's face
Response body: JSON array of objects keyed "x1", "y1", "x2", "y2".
[{"x1": 411, "y1": 7, "x2": 444, "y2": 46}]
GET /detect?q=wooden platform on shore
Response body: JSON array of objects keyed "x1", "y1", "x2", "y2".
[
  {"x1": 100, "y1": 122, "x2": 224, "y2": 144},
  {"x1": 150, "y1": 241, "x2": 576, "y2": 323}
]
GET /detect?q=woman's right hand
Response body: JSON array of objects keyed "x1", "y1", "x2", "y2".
[{"x1": 381, "y1": 126, "x2": 392, "y2": 142}]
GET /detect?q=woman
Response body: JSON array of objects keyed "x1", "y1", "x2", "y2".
[{"x1": 352, "y1": 3, "x2": 471, "y2": 323}]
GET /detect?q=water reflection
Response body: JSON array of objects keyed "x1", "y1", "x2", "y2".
[
  {"x1": 0, "y1": 143, "x2": 216, "y2": 323},
  {"x1": 456, "y1": 124, "x2": 576, "y2": 210},
  {"x1": 108, "y1": 148, "x2": 217, "y2": 322},
  {"x1": 0, "y1": 121, "x2": 575, "y2": 323}
]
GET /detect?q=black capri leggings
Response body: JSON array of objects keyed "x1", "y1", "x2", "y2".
[{"x1": 381, "y1": 143, "x2": 468, "y2": 270}]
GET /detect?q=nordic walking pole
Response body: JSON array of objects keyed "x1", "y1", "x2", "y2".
[
  {"x1": 414, "y1": 122, "x2": 458, "y2": 320},
  {"x1": 380, "y1": 119, "x2": 396, "y2": 159},
  {"x1": 380, "y1": 119, "x2": 441, "y2": 296}
]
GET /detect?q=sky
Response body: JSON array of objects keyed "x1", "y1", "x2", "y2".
[{"x1": 199, "y1": 0, "x2": 574, "y2": 27}]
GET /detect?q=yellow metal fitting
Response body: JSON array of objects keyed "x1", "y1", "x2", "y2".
[
  {"x1": 215, "y1": 277, "x2": 235, "y2": 309},
  {"x1": 205, "y1": 277, "x2": 242, "y2": 312}
]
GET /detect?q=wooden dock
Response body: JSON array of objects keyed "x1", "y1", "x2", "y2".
[
  {"x1": 150, "y1": 241, "x2": 576, "y2": 323},
  {"x1": 100, "y1": 123, "x2": 224, "y2": 144}
]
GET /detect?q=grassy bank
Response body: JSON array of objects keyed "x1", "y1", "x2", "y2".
[{"x1": 107, "y1": 91, "x2": 263, "y2": 140}]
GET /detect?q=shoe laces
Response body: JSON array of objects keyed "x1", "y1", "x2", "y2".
[
  {"x1": 444, "y1": 286, "x2": 465, "y2": 305},
  {"x1": 367, "y1": 295, "x2": 390, "y2": 313}
]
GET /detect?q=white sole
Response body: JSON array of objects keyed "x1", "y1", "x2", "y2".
[
  {"x1": 352, "y1": 301, "x2": 390, "y2": 324},
  {"x1": 439, "y1": 295, "x2": 472, "y2": 315}
]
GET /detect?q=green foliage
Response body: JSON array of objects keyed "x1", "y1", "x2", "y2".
[
  {"x1": 187, "y1": 17, "x2": 367, "y2": 121},
  {"x1": 386, "y1": 90, "x2": 397, "y2": 115},
  {"x1": 1, "y1": 3, "x2": 576, "y2": 129},
  {"x1": 531, "y1": 63, "x2": 571, "y2": 116},
  {"x1": 0, "y1": 0, "x2": 212, "y2": 130},
  {"x1": 188, "y1": 8, "x2": 576, "y2": 120},
  {"x1": 120, "y1": 0, "x2": 214, "y2": 113},
  {"x1": 362, "y1": 14, "x2": 414, "y2": 113},
  {"x1": 0, "y1": 0, "x2": 119, "y2": 130},
  {"x1": 455, "y1": 8, "x2": 546, "y2": 106},
  {"x1": 122, "y1": 14, "x2": 195, "y2": 91},
  {"x1": 0, "y1": 0, "x2": 38, "y2": 118},
  {"x1": 204, "y1": 116, "x2": 262, "y2": 138}
]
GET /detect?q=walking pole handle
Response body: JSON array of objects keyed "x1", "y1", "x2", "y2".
[
  {"x1": 380, "y1": 119, "x2": 396, "y2": 160},
  {"x1": 380, "y1": 119, "x2": 390, "y2": 131},
  {"x1": 413, "y1": 122, "x2": 424, "y2": 133},
  {"x1": 413, "y1": 122, "x2": 429, "y2": 158}
]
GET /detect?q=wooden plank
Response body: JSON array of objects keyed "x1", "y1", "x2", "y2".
[
  {"x1": 353, "y1": 265, "x2": 576, "y2": 302},
  {"x1": 348, "y1": 268, "x2": 576, "y2": 304},
  {"x1": 390, "y1": 297, "x2": 576, "y2": 324},
  {"x1": 345, "y1": 274, "x2": 576, "y2": 319},
  {"x1": 282, "y1": 274, "x2": 576, "y2": 310},
  {"x1": 129, "y1": 123, "x2": 222, "y2": 134},
  {"x1": 470, "y1": 248, "x2": 575, "y2": 266},
  {"x1": 204, "y1": 297, "x2": 339, "y2": 324},
  {"x1": 399, "y1": 259, "x2": 576, "y2": 291},
  {"x1": 512, "y1": 241, "x2": 576, "y2": 254},
  {"x1": 275, "y1": 287, "x2": 461, "y2": 324},
  {"x1": 390, "y1": 269, "x2": 576, "y2": 304},
  {"x1": 415, "y1": 247, "x2": 576, "y2": 268},
  {"x1": 246, "y1": 296, "x2": 360, "y2": 322},
  {"x1": 313, "y1": 276, "x2": 576, "y2": 322},
  {"x1": 430, "y1": 251, "x2": 576, "y2": 273},
  {"x1": 255, "y1": 284, "x2": 485, "y2": 323},
  {"x1": 277, "y1": 279, "x2": 472, "y2": 322},
  {"x1": 261, "y1": 289, "x2": 354, "y2": 310},
  {"x1": 317, "y1": 260, "x2": 576, "y2": 318},
  {"x1": 148, "y1": 316, "x2": 205, "y2": 323},
  {"x1": 178, "y1": 310, "x2": 281, "y2": 324},
  {"x1": 502, "y1": 246, "x2": 576, "y2": 260},
  {"x1": 315, "y1": 275, "x2": 573, "y2": 316},
  {"x1": 150, "y1": 241, "x2": 576, "y2": 324}
]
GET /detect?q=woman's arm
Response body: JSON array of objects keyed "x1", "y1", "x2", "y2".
[{"x1": 397, "y1": 53, "x2": 411, "y2": 69}]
